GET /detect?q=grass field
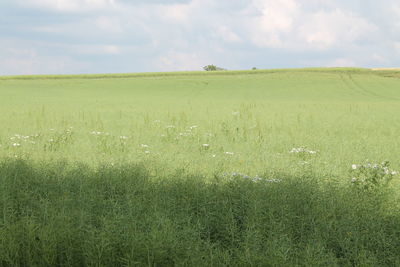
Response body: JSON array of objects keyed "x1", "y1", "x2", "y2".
[{"x1": 1, "y1": 68, "x2": 400, "y2": 266}]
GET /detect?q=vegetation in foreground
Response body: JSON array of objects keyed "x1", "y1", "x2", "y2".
[{"x1": 1, "y1": 159, "x2": 399, "y2": 266}]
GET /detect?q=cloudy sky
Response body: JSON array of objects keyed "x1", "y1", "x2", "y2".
[{"x1": 1, "y1": 0, "x2": 400, "y2": 75}]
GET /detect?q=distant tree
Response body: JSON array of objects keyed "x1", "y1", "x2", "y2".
[
  {"x1": 252, "y1": 67, "x2": 257, "y2": 70},
  {"x1": 203, "y1": 65, "x2": 225, "y2": 71}
]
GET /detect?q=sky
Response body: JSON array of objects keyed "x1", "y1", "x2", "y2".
[{"x1": 1, "y1": 0, "x2": 400, "y2": 75}]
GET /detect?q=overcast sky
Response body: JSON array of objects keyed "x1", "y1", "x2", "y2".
[{"x1": 1, "y1": 0, "x2": 400, "y2": 75}]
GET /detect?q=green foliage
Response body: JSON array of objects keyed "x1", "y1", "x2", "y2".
[
  {"x1": 350, "y1": 161, "x2": 398, "y2": 190},
  {"x1": 0, "y1": 69, "x2": 399, "y2": 177},
  {"x1": 203, "y1": 64, "x2": 225, "y2": 71},
  {"x1": 0, "y1": 68, "x2": 400, "y2": 265},
  {"x1": 0, "y1": 159, "x2": 399, "y2": 266}
]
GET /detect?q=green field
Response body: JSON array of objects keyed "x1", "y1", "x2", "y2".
[{"x1": 1, "y1": 68, "x2": 400, "y2": 266}]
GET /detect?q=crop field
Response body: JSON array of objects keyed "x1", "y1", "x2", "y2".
[{"x1": 1, "y1": 68, "x2": 400, "y2": 266}]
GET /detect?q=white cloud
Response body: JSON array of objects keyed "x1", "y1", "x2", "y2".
[
  {"x1": 299, "y1": 9, "x2": 376, "y2": 50},
  {"x1": 161, "y1": 3, "x2": 192, "y2": 22},
  {"x1": 249, "y1": 0, "x2": 377, "y2": 51},
  {"x1": 250, "y1": 0, "x2": 299, "y2": 47},
  {"x1": 371, "y1": 53, "x2": 387, "y2": 64},
  {"x1": 20, "y1": 0, "x2": 116, "y2": 12},
  {"x1": 327, "y1": 58, "x2": 356, "y2": 67},
  {"x1": 216, "y1": 26, "x2": 242, "y2": 43},
  {"x1": 394, "y1": 43, "x2": 400, "y2": 55},
  {"x1": 393, "y1": 3, "x2": 400, "y2": 15},
  {"x1": 393, "y1": 4, "x2": 400, "y2": 31},
  {"x1": 73, "y1": 44, "x2": 121, "y2": 55},
  {"x1": 3, "y1": 0, "x2": 400, "y2": 73},
  {"x1": 0, "y1": 43, "x2": 89, "y2": 75},
  {"x1": 95, "y1": 16, "x2": 123, "y2": 33},
  {"x1": 155, "y1": 50, "x2": 210, "y2": 71}
]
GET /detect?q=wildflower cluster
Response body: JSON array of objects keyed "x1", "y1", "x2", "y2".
[
  {"x1": 229, "y1": 172, "x2": 282, "y2": 183},
  {"x1": 10, "y1": 134, "x2": 40, "y2": 147},
  {"x1": 202, "y1": 144, "x2": 210, "y2": 150},
  {"x1": 178, "y1": 131, "x2": 192, "y2": 137},
  {"x1": 140, "y1": 144, "x2": 150, "y2": 154},
  {"x1": 350, "y1": 161, "x2": 398, "y2": 190},
  {"x1": 177, "y1": 125, "x2": 198, "y2": 138},
  {"x1": 45, "y1": 128, "x2": 74, "y2": 151},
  {"x1": 290, "y1": 147, "x2": 317, "y2": 154},
  {"x1": 90, "y1": 131, "x2": 110, "y2": 136}
]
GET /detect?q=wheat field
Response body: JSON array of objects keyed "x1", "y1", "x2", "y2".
[{"x1": 0, "y1": 68, "x2": 399, "y2": 266}]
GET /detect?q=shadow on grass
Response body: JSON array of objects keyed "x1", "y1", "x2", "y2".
[{"x1": 0, "y1": 159, "x2": 399, "y2": 266}]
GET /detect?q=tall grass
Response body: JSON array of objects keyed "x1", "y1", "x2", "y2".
[
  {"x1": 0, "y1": 159, "x2": 399, "y2": 266},
  {"x1": 1, "y1": 69, "x2": 400, "y2": 265}
]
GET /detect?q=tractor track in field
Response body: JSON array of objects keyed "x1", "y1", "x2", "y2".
[
  {"x1": 340, "y1": 74, "x2": 394, "y2": 100},
  {"x1": 348, "y1": 74, "x2": 382, "y2": 98}
]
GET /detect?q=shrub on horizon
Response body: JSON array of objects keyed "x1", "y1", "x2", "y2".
[{"x1": 203, "y1": 64, "x2": 225, "y2": 71}]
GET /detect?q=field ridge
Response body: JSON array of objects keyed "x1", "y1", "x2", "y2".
[{"x1": 0, "y1": 67, "x2": 380, "y2": 80}]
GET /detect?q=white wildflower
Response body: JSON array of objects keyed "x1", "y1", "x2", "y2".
[
  {"x1": 351, "y1": 164, "x2": 357, "y2": 170},
  {"x1": 290, "y1": 147, "x2": 317, "y2": 154},
  {"x1": 225, "y1": 152, "x2": 234, "y2": 155},
  {"x1": 290, "y1": 147, "x2": 302, "y2": 153},
  {"x1": 12, "y1": 143, "x2": 21, "y2": 147},
  {"x1": 252, "y1": 175, "x2": 263, "y2": 182},
  {"x1": 265, "y1": 179, "x2": 282, "y2": 183},
  {"x1": 141, "y1": 144, "x2": 149, "y2": 148},
  {"x1": 144, "y1": 150, "x2": 150, "y2": 154}
]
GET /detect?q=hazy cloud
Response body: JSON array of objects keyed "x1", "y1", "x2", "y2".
[{"x1": 0, "y1": 0, "x2": 400, "y2": 75}]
